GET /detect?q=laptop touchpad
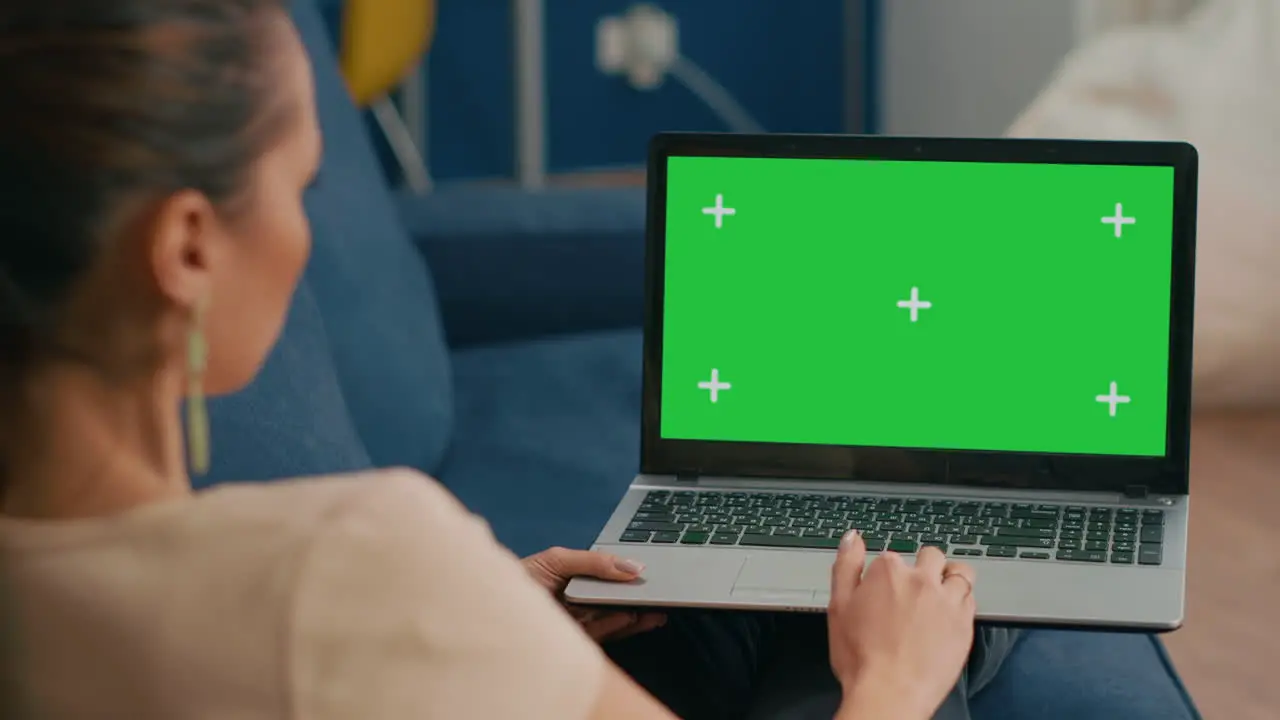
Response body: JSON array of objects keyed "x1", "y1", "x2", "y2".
[{"x1": 732, "y1": 552, "x2": 835, "y2": 595}]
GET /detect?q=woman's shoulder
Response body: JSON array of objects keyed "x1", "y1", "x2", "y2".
[
  {"x1": 205, "y1": 467, "x2": 495, "y2": 573},
  {"x1": 164, "y1": 468, "x2": 479, "y2": 567},
  {"x1": 193, "y1": 467, "x2": 490, "y2": 597},
  {"x1": 282, "y1": 471, "x2": 609, "y2": 720},
  {"x1": 201, "y1": 466, "x2": 455, "y2": 527},
  {"x1": 0, "y1": 468, "x2": 445, "y2": 555}
]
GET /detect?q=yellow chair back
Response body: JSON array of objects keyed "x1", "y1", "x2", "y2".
[{"x1": 340, "y1": 0, "x2": 437, "y2": 107}]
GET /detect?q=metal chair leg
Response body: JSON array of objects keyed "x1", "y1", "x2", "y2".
[{"x1": 371, "y1": 95, "x2": 433, "y2": 194}]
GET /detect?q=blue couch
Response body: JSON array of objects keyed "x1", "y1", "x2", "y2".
[{"x1": 198, "y1": 1, "x2": 1202, "y2": 718}]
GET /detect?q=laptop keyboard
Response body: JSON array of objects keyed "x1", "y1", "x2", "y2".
[{"x1": 620, "y1": 490, "x2": 1165, "y2": 565}]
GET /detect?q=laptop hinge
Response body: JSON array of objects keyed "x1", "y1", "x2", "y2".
[
  {"x1": 675, "y1": 473, "x2": 699, "y2": 485},
  {"x1": 1122, "y1": 484, "x2": 1149, "y2": 500}
]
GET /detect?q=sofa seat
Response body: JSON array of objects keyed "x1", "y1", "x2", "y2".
[{"x1": 439, "y1": 329, "x2": 644, "y2": 557}]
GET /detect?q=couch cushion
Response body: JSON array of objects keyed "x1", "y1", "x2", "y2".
[
  {"x1": 970, "y1": 630, "x2": 1199, "y2": 719},
  {"x1": 438, "y1": 330, "x2": 643, "y2": 556},
  {"x1": 201, "y1": 279, "x2": 373, "y2": 487},
  {"x1": 291, "y1": 0, "x2": 454, "y2": 473}
]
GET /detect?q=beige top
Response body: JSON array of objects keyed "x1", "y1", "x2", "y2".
[{"x1": 0, "y1": 469, "x2": 606, "y2": 719}]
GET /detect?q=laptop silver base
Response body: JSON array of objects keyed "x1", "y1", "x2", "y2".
[{"x1": 564, "y1": 476, "x2": 1187, "y2": 631}]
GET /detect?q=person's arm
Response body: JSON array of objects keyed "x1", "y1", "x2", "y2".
[
  {"x1": 831, "y1": 671, "x2": 922, "y2": 720},
  {"x1": 825, "y1": 534, "x2": 979, "y2": 720},
  {"x1": 590, "y1": 663, "x2": 680, "y2": 720},
  {"x1": 288, "y1": 468, "x2": 676, "y2": 720}
]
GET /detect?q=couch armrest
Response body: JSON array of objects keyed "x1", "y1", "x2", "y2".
[{"x1": 397, "y1": 184, "x2": 646, "y2": 348}]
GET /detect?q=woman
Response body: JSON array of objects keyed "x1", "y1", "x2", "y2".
[{"x1": 0, "y1": 2, "x2": 998, "y2": 718}]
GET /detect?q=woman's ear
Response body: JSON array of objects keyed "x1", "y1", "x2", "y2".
[{"x1": 146, "y1": 189, "x2": 220, "y2": 312}]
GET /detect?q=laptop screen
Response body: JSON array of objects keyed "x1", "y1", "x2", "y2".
[{"x1": 658, "y1": 155, "x2": 1177, "y2": 458}]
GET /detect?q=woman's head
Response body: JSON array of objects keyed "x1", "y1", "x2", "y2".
[{"x1": 0, "y1": 0, "x2": 320, "y2": 396}]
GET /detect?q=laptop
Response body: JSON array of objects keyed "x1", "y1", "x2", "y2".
[{"x1": 565, "y1": 133, "x2": 1198, "y2": 631}]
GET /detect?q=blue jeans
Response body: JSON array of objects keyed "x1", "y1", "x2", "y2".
[{"x1": 608, "y1": 611, "x2": 1021, "y2": 720}]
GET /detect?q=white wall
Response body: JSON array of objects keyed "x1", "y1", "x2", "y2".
[{"x1": 882, "y1": 0, "x2": 1077, "y2": 136}]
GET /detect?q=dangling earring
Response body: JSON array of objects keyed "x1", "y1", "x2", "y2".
[{"x1": 186, "y1": 296, "x2": 210, "y2": 475}]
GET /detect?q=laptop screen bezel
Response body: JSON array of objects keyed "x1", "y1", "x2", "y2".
[{"x1": 640, "y1": 132, "x2": 1198, "y2": 497}]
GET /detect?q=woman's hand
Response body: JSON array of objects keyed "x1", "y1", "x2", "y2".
[
  {"x1": 523, "y1": 547, "x2": 667, "y2": 643},
  {"x1": 827, "y1": 532, "x2": 978, "y2": 720}
]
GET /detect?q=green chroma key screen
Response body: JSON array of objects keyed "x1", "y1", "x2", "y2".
[{"x1": 659, "y1": 155, "x2": 1176, "y2": 457}]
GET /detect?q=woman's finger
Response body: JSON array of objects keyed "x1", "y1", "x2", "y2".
[
  {"x1": 941, "y1": 561, "x2": 977, "y2": 603},
  {"x1": 582, "y1": 612, "x2": 639, "y2": 641},
  {"x1": 568, "y1": 605, "x2": 604, "y2": 624},
  {"x1": 600, "y1": 613, "x2": 668, "y2": 642},
  {"x1": 915, "y1": 545, "x2": 948, "y2": 578},
  {"x1": 829, "y1": 530, "x2": 867, "y2": 607},
  {"x1": 539, "y1": 547, "x2": 646, "y2": 582}
]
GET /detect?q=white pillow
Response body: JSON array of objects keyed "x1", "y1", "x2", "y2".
[{"x1": 1006, "y1": 0, "x2": 1280, "y2": 408}]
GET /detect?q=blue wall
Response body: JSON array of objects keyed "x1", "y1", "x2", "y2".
[{"x1": 322, "y1": 1, "x2": 873, "y2": 182}]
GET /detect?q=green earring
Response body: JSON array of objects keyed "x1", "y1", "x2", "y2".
[{"x1": 186, "y1": 298, "x2": 210, "y2": 475}]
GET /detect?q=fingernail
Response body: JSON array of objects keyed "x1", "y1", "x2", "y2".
[
  {"x1": 616, "y1": 558, "x2": 645, "y2": 574},
  {"x1": 841, "y1": 529, "x2": 860, "y2": 547}
]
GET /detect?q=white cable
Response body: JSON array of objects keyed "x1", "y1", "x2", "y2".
[{"x1": 668, "y1": 55, "x2": 766, "y2": 134}]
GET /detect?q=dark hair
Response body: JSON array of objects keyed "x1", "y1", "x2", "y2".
[{"x1": 0, "y1": 0, "x2": 290, "y2": 375}]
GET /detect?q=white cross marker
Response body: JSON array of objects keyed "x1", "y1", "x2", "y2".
[
  {"x1": 1101, "y1": 203, "x2": 1136, "y2": 238},
  {"x1": 698, "y1": 368, "x2": 731, "y2": 403},
  {"x1": 896, "y1": 287, "x2": 932, "y2": 322},
  {"x1": 702, "y1": 194, "x2": 736, "y2": 229},
  {"x1": 1095, "y1": 381, "x2": 1132, "y2": 417}
]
